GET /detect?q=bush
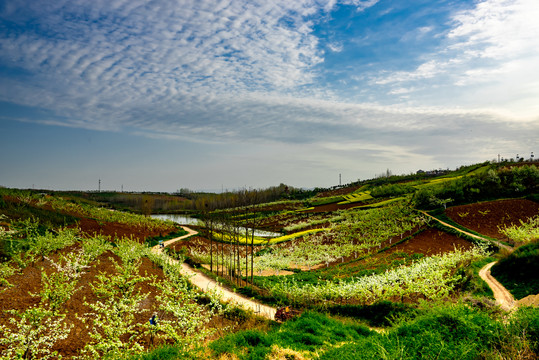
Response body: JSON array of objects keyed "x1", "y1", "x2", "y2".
[
  {"x1": 129, "y1": 345, "x2": 196, "y2": 360},
  {"x1": 210, "y1": 312, "x2": 372, "y2": 358},
  {"x1": 223, "y1": 305, "x2": 251, "y2": 323},
  {"x1": 210, "y1": 329, "x2": 271, "y2": 359},
  {"x1": 321, "y1": 302, "x2": 503, "y2": 360},
  {"x1": 322, "y1": 301, "x2": 419, "y2": 327},
  {"x1": 413, "y1": 165, "x2": 539, "y2": 209},
  {"x1": 491, "y1": 240, "x2": 539, "y2": 299},
  {"x1": 511, "y1": 307, "x2": 539, "y2": 353},
  {"x1": 370, "y1": 184, "x2": 415, "y2": 198}
]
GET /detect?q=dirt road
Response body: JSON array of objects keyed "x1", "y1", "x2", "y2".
[
  {"x1": 479, "y1": 261, "x2": 516, "y2": 311},
  {"x1": 151, "y1": 227, "x2": 277, "y2": 320},
  {"x1": 421, "y1": 212, "x2": 518, "y2": 311}
]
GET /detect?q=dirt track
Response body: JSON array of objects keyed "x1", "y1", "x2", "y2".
[
  {"x1": 479, "y1": 262, "x2": 516, "y2": 311},
  {"x1": 151, "y1": 227, "x2": 276, "y2": 320},
  {"x1": 421, "y1": 211, "x2": 518, "y2": 311}
]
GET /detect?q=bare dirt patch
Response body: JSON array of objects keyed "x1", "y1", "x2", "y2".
[
  {"x1": 387, "y1": 228, "x2": 474, "y2": 256},
  {"x1": 445, "y1": 199, "x2": 539, "y2": 241},
  {"x1": 72, "y1": 216, "x2": 168, "y2": 242},
  {"x1": 0, "y1": 248, "x2": 168, "y2": 358}
]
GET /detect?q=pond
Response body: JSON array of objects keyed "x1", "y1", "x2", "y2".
[{"x1": 152, "y1": 214, "x2": 281, "y2": 238}]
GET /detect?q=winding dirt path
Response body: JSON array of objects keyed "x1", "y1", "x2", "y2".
[
  {"x1": 479, "y1": 262, "x2": 516, "y2": 311},
  {"x1": 420, "y1": 211, "x2": 518, "y2": 311},
  {"x1": 151, "y1": 226, "x2": 277, "y2": 320}
]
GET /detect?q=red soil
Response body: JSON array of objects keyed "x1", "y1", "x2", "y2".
[
  {"x1": 73, "y1": 216, "x2": 166, "y2": 242},
  {"x1": 2, "y1": 196, "x2": 536, "y2": 357},
  {"x1": 445, "y1": 199, "x2": 539, "y2": 241},
  {"x1": 386, "y1": 228, "x2": 474, "y2": 256},
  {"x1": 0, "y1": 248, "x2": 168, "y2": 358}
]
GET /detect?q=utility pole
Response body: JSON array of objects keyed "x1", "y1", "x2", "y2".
[
  {"x1": 98, "y1": 179, "x2": 101, "y2": 192},
  {"x1": 339, "y1": 173, "x2": 341, "y2": 186}
]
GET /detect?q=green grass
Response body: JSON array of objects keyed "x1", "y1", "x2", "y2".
[
  {"x1": 320, "y1": 302, "x2": 501, "y2": 360},
  {"x1": 350, "y1": 197, "x2": 406, "y2": 209},
  {"x1": 128, "y1": 346, "x2": 197, "y2": 360},
  {"x1": 206, "y1": 304, "x2": 539, "y2": 360},
  {"x1": 319, "y1": 301, "x2": 419, "y2": 328},
  {"x1": 339, "y1": 191, "x2": 373, "y2": 204},
  {"x1": 309, "y1": 196, "x2": 344, "y2": 206},
  {"x1": 491, "y1": 240, "x2": 539, "y2": 299},
  {"x1": 0, "y1": 197, "x2": 79, "y2": 232},
  {"x1": 321, "y1": 302, "x2": 539, "y2": 360},
  {"x1": 210, "y1": 311, "x2": 372, "y2": 359},
  {"x1": 459, "y1": 257, "x2": 496, "y2": 298},
  {"x1": 412, "y1": 176, "x2": 463, "y2": 190}
]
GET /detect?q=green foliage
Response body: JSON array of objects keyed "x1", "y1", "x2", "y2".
[
  {"x1": 39, "y1": 270, "x2": 79, "y2": 313},
  {"x1": 81, "y1": 258, "x2": 153, "y2": 359},
  {"x1": 413, "y1": 165, "x2": 539, "y2": 209},
  {"x1": 509, "y1": 306, "x2": 539, "y2": 354},
  {"x1": 322, "y1": 301, "x2": 419, "y2": 327},
  {"x1": 81, "y1": 235, "x2": 113, "y2": 261},
  {"x1": 210, "y1": 311, "x2": 372, "y2": 359},
  {"x1": 129, "y1": 345, "x2": 196, "y2": 360},
  {"x1": 250, "y1": 202, "x2": 424, "y2": 275},
  {"x1": 499, "y1": 214, "x2": 539, "y2": 244},
  {"x1": 268, "y1": 246, "x2": 488, "y2": 306},
  {"x1": 151, "y1": 273, "x2": 216, "y2": 351},
  {"x1": 112, "y1": 237, "x2": 150, "y2": 263},
  {"x1": 308, "y1": 195, "x2": 344, "y2": 206},
  {"x1": 370, "y1": 183, "x2": 415, "y2": 198},
  {"x1": 0, "y1": 194, "x2": 79, "y2": 233},
  {"x1": 0, "y1": 261, "x2": 16, "y2": 288},
  {"x1": 491, "y1": 240, "x2": 539, "y2": 299},
  {"x1": 0, "y1": 306, "x2": 73, "y2": 360},
  {"x1": 320, "y1": 302, "x2": 504, "y2": 360},
  {"x1": 29, "y1": 228, "x2": 78, "y2": 260},
  {"x1": 1, "y1": 219, "x2": 80, "y2": 262}
]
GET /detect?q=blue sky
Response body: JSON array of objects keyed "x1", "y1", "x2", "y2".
[{"x1": 1, "y1": 0, "x2": 538, "y2": 192}]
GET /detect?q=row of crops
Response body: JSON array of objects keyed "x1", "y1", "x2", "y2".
[
  {"x1": 268, "y1": 246, "x2": 488, "y2": 306},
  {"x1": 0, "y1": 223, "x2": 221, "y2": 359},
  {"x1": 0, "y1": 188, "x2": 176, "y2": 234}
]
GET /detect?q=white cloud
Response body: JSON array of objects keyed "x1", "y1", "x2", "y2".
[
  {"x1": 370, "y1": 0, "x2": 539, "y2": 119},
  {"x1": 0, "y1": 0, "x2": 325, "y2": 112},
  {"x1": 328, "y1": 42, "x2": 344, "y2": 52},
  {"x1": 342, "y1": 0, "x2": 381, "y2": 12},
  {"x1": 1, "y1": 0, "x2": 537, "y2": 184}
]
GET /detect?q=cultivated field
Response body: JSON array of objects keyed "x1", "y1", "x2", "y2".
[{"x1": 1, "y1": 161, "x2": 538, "y2": 359}]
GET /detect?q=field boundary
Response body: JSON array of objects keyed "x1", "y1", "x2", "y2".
[{"x1": 419, "y1": 211, "x2": 512, "y2": 251}]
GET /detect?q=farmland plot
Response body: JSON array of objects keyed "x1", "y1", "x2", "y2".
[{"x1": 445, "y1": 199, "x2": 539, "y2": 241}]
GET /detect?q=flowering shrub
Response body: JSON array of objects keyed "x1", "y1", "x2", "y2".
[{"x1": 0, "y1": 306, "x2": 72, "y2": 360}]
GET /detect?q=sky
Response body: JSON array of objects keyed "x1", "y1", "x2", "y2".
[{"x1": 1, "y1": 0, "x2": 538, "y2": 192}]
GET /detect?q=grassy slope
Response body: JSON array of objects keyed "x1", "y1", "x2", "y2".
[{"x1": 491, "y1": 240, "x2": 539, "y2": 299}]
